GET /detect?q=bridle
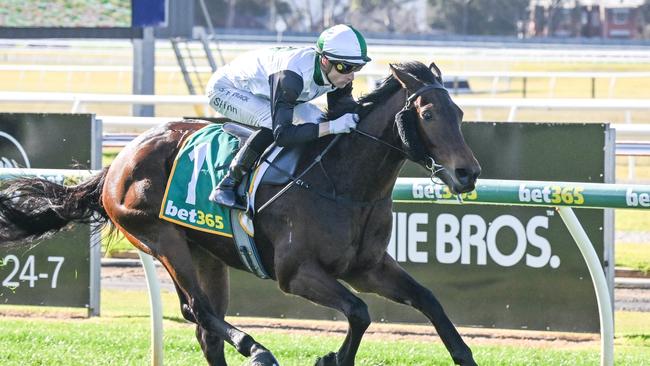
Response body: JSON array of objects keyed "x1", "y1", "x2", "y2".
[{"x1": 354, "y1": 80, "x2": 450, "y2": 185}]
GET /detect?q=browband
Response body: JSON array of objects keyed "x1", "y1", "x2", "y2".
[{"x1": 405, "y1": 80, "x2": 448, "y2": 107}]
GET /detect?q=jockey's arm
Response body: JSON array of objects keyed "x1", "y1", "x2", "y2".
[{"x1": 269, "y1": 70, "x2": 320, "y2": 147}]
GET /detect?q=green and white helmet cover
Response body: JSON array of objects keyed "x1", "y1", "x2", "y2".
[{"x1": 316, "y1": 24, "x2": 371, "y2": 64}]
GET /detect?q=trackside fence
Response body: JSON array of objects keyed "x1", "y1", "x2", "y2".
[
  {"x1": 3, "y1": 169, "x2": 650, "y2": 366},
  {"x1": 393, "y1": 177, "x2": 650, "y2": 366}
]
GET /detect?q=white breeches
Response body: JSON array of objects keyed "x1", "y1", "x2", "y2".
[{"x1": 207, "y1": 75, "x2": 323, "y2": 129}]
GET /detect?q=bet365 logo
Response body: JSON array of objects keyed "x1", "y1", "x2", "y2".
[{"x1": 626, "y1": 188, "x2": 650, "y2": 207}]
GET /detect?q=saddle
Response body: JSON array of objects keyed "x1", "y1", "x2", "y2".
[
  {"x1": 223, "y1": 122, "x2": 304, "y2": 187},
  {"x1": 222, "y1": 122, "x2": 305, "y2": 280}
]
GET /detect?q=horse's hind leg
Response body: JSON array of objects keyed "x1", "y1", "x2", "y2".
[
  {"x1": 174, "y1": 282, "x2": 227, "y2": 364},
  {"x1": 345, "y1": 254, "x2": 477, "y2": 366},
  {"x1": 121, "y1": 223, "x2": 277, "y2": 366},
  {"x1": 188, "y1": 244, "x2": 230, "y2": 365}
]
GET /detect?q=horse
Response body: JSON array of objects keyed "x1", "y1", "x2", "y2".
[{"x1": 0, "y1": 61, "x2": 481, "y2": 366}]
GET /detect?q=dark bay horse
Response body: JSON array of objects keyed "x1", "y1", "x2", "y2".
[{"x1": 0, "y1": 62, "x2": 480, "y2": 366}]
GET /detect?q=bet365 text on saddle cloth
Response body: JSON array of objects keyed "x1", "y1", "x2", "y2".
[{"x1": 159, "y1": 124, "x2": 239, "y2": 237}]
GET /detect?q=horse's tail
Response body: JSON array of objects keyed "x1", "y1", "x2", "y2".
[{"x1": 0, "y1": 168, "x2": 110, "y2": 245}]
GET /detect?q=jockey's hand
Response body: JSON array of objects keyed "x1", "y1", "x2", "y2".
[{"x1": 328, "y1": 113, "x2": 359, "y2": 135}]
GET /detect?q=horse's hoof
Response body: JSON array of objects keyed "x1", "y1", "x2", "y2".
[
  {"x1": 315, "y1": 352, "x2": 338, "y2": 366},
  {"x1": 245, "y1": 350, "x2": 279, "y2": 366}
]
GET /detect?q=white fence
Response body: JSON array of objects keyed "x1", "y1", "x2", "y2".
[
  {"x1": 2, "y1": 91, "x2": 650, "y2": 122},
  {"x1": 1, "y1": 91, "x2": 648, "y2": 180},
  {"x1": 3, "y1": 64, "x2": 650, "y2": 97},
  {"x1": 2, "y1": 90, "x2": 649, "y2": 141}
]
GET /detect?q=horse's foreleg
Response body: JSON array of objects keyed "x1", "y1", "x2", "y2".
[
  {"x1": 345, "y1": 254, "x2": 477, "y2": 366},
  {"x1": 278, "y1": 261, "x2": 370, "y2": 366}
]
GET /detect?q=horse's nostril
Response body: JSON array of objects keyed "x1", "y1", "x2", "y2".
[
  {"x1": 473, "y1": 170, "x2": 481, "y2": 181},
  {"x1": 455, "y1": 168, "x2": 470, "y2": 185},
  {"x1": 455, "y1": 167, "x2": 480, "y2": 186}
]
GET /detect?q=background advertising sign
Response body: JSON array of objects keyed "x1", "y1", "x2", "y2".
[
  {"x1": 225, "y1": 122, "x2": 613, "y2": 333},
  {"x1": 0, "y1": 113, "x2": 100, "y2": 310}
]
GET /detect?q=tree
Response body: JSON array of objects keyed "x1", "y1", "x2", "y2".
[
  {"x1": 350, "y1": 0, "x2": 418, "y2": 33},
  {"x1": 428, "y1": 0, "x2": 529, "y2": 35},
  {"x1": 642, "y1": 0, "x2": 650, "y2": 39}
]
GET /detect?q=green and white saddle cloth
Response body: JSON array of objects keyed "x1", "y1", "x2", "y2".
[{"x1": 159, "y1": 123, "x2": 239, "y2": 237}]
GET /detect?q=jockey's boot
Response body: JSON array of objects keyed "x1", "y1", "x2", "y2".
[{"x1": 208, "y1": 143, "x2": 260, "y2": 210}]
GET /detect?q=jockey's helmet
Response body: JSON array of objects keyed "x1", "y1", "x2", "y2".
[{"x1": 316, "y1": 24, "x2": 371, "y2": 64}]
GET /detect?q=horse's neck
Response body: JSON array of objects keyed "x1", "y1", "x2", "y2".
[{"x1": 327, "y1": 89, "x2": 407, "y2": 201}]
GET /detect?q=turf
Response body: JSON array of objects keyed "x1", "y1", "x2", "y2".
[{"x1": 0, "y1": 289, "x2": 648, "y2": 365}]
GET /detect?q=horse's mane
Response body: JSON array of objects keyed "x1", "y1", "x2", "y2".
[{"x1": 325, "y1": 61, "x2": 437, "y2": 121}]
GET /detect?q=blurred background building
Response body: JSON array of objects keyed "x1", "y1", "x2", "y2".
[{"x1": 529, "y1": 0, "x2": 648, "y2": 39}]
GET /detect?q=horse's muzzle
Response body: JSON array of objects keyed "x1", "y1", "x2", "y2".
[
  {"x1": 454, "y1": 167, "x2": 481, "y2": 192},
  {"x1": 437, "y1": 165, "x2": 480, "y2": 194}
]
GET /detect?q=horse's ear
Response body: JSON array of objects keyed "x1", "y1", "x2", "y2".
[
  {"x1": 429, "y1": 62, "x2": 443, "y2": 83},
  {"x1": 389, "y1": 63, "x2": 423, "y2": 91}
]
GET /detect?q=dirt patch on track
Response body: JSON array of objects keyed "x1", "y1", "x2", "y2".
[{"x1": 227, "y1": 317, "x2": 599, "y2": 348}]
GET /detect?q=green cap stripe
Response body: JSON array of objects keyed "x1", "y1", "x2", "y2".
[
  {"x1": 313, "y1": 54, "x2": 324, "y2": 86},
  {"x1": 347, "y1": 25, "x2": 367, "y2": 58}
]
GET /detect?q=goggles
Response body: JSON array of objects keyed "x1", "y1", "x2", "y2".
[{"x1": 330, "y1": 60, "x2": 365, "y2": 74}]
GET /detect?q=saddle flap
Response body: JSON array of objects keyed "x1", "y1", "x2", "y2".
[{"x1": 222, "y1": 122, "x2": 256, "y2": 145}]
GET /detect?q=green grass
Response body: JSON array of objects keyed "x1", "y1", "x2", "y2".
[
  {"x1": 616, "y1": 243, "x2": 650, "y2": 273},
  {"x1": 102, "y1": 234, "x2": 134, "y2": 257},
  {"x1": 0, "y1": 0, "x2": 131, "y2": 27},
  {"x1": 0, "y1": 289, "x2": 649, "y2": 365},
  {"x1": 102, "y1": 147, "x2": 121, "y2": 167},
  {"x1": 614, "y1": 211, "x2": 650, "y2": 272},
  {"x1": 616, "y1": 210, "x2": 650, "y2": 232}
]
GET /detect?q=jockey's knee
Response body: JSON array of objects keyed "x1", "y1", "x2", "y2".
[{"x1": 248, "y1": 128, "x2": 274, "y2": 152}]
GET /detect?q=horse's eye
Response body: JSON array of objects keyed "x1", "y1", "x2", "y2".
[{"x1": 421, "y1": 110, "x2": 433, "y2": 120}]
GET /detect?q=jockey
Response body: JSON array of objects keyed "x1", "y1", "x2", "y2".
[{"x1": 206, "y1": 24, "x2": 371, "y2": 209}]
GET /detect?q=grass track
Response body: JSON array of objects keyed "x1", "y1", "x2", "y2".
[
  {"x1": 1, "y1": 290, "x2": 649, "y2": 365},
  {"x1": 0, "y1": 313, "x2": 648, "y2": 365}
]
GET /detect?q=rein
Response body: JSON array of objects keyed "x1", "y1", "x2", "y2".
[{"x1": 256, "y1": 81, "x2": 456, "y2": 212}]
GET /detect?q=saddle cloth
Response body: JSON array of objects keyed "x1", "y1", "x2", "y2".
[
  {"x1": 159, "y1": 123, "x2": 238, "y2": 237},
  {"x1": 159, "y1": 122, "x2": 303, "y2": 278}
]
